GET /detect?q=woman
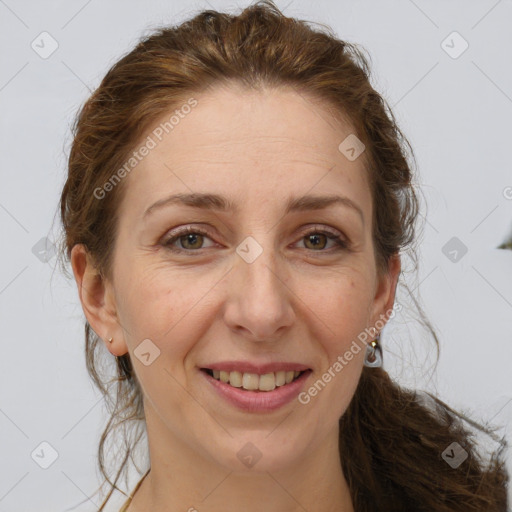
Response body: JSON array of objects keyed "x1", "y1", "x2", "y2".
[{"x1": 58, "y1": 1, "x2": 509, "y2": 510}]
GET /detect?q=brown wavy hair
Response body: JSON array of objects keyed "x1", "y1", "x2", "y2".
[{"x1": 58, "y1": 1, "x2": 509, "y2": 510}]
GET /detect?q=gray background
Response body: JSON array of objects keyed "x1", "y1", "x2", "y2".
[{"x1": 0, "y1": 0, "x2": 511, "y2": 510}]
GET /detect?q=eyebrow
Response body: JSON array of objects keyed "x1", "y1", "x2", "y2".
[{"x1": 143, "y1": 192, "x2": 364, "y2": 225}]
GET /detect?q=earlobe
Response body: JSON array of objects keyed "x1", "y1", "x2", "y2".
[{"x1": 70, "y1": 244, "x2": 128, "y2": 356}]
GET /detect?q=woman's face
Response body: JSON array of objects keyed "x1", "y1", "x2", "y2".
[{"x1": 76, "y1": 83, "x2": 399, "y2": 474}]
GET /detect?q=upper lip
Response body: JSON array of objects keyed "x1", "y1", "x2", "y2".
[{"x1": 201, "y1": 361, "x2": 311, "y2": 374}]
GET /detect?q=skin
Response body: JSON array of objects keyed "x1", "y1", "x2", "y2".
[{"x1": 71, "y1": 83, "x2": 400, "y2": 512}]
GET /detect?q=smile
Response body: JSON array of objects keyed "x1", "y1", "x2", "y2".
[
  {"x1": 201, "y1": 368, "x2": 304, "y2": 391},
  {"x1": 199, "y1": 366, "x2": 313, "y2": 413}
]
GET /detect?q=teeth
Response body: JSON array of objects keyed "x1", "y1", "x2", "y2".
[
  {"x1": 229, "y1": 371, "x2": 242, "y2": 387},
  {"x1": 275, "y1": 371, "x2": 286, "y2": 386},
  {"x1": 209, "y1": 369, "x2": 304, "y2": 391},
  {"x1": 259, "y1": 373, "x2": 276, "y2": 391},
  {"x1": 242, "y1": 373, "x2": 260, "y2": 390}
]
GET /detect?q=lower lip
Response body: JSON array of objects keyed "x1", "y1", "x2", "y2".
[{"x1": 200, "y1": 369, "x2": 312, "y2": 412}]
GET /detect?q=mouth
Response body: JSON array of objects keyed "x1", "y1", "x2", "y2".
[
  {"x1": 200, "y1": 368, "x2": 309, "y2": 392},
  {"x1": 199, "y1": 366, "x2": 313, "y2": 412}
]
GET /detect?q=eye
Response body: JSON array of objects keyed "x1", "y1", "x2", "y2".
[
  {"x1": 298, "y1": 229, "x2": 348, "y2": 252},
  {"x1": 161, "y1": 225, "x2": 349, "y2": 254},
  {"x1": 162, "y1": 226, "x2": 215, "y2": 252}
]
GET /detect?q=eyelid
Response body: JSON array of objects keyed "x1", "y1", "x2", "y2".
[
  {"x1": 161, "y1": 225, "x2": 216, "y2": 250},
  {"x1": 161, "y1": 224, "x2": 349, "y2": 253}
]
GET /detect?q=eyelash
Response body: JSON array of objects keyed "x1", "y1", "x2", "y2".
[{"x1": 161, "y1": 226, "x2": 349, "y2": 255}]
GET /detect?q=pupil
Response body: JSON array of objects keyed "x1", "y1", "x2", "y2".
[
  {"x1": 307, "y1": 234, "x2": 325, "y2": 249},
  {"x1": 184, "y1": 233, "x2": 201, "y2": 248}
]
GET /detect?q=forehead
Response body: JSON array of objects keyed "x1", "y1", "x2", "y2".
[{"x1": 118, "y1": 84, "x2": 371, "y2": 219}]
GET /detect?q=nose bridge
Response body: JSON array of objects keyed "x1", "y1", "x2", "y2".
[
  {"x1": 225, "y1": 231, "x2": 294, "y2": 340},
  {"x1": 239, "y1": 234, "x2": 280, "y2": 293}
]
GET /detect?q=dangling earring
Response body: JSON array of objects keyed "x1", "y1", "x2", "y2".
[{"x1": 364, "y1": 336, "x2": 382, "y2": 368}]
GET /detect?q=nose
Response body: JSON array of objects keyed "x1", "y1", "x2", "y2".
[{"x1": 223, "y1": 237, "x2": 295, "y2": 343}]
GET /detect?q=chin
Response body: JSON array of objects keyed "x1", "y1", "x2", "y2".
[{"x1": 208, "y1": 433, "x2": 308, "y2": 474}]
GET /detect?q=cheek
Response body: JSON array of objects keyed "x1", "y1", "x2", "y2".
[
  {"x1": 302, "y1": 275, "x2": 369, "y2": 420},
  {"x1": 116, "y1": 267, "x2": 206, "y2": 393},
  {"x1": 115, "y1": 262, "x2": 203, "y2": 344},
  {"x1": 305, "y1": 271, "x2": 373, "y2": 347}
]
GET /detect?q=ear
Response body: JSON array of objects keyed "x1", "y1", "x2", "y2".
[
  {"x1": 70, "y1": 244, "x2": 128, "y2": 356},
  {"x1": 368, "y1": 252, "x2": 401, "y2": 336}
]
